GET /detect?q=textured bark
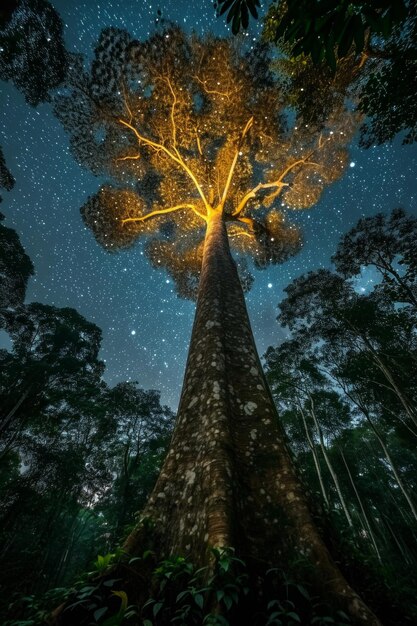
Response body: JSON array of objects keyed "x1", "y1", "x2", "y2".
[{"x1": 124, "y1": 209, "x2": 382, "y2": 625}]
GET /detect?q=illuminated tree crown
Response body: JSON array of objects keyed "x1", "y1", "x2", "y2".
[{"x1": 55, "y1": 26, "x2": 354, "y2": 298}]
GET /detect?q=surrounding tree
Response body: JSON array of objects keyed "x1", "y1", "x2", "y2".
[
  {"x1": 0, "y1": 0, "x2": 70, "y2": 206},
  {"x1": 0, "y1": 223, "x2": 173, "y2": 621},
  {"x1": 50, "y1": 24, "x2": 384, "y2": 625},
  {"x1": 264, "y1": 208, "x2": 417, "y2": 624},
  {"x1": 0, "y1": 0, "x2": 68, "y2": 106},
  {"x1": 332, "y1": 208, "x2": 417, "y2": 308},
  {"x1": 262, "y1": 0, "x2": 417, "y2": 145},
  {"x1": 215, "y1": 0, "x2": 261, "y2": 34},
  {"x1": 264, "y1": 0, "x2": 408, "y2": 67},
  {"x1": 0, "y1": 147, "x2": 15, "y2": 202},
  {"x1": 0, "y1": 212, "x2": 33, "y2": 308}
]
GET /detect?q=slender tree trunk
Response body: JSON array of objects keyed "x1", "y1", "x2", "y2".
[
  {"x1": 308, "y1": 395, "x2": 353, "y2": 527},
  {"x1": 358, "y1": 330, "x2": 417, "y2": 428},
  {"x1": 297, "y1": 404, "x2": 329, "y2": 506},
  {"x1": 0, "y1": 385, "x2": 32, "y2": 438},
  {"x1": 339, "y1": 449, "x2": 382, "y2": 563},
  {"x1": 363, "y1": 410, "x2": 417, "y2": 522},
  {"x1": 123, "y1": 209, "x2": 381, "y2": 624}
]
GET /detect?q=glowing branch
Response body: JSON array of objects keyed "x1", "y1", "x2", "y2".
[
  {"x1": 121, "y1": 203, "x2": 206, "y2": 224},
  {"x1": 121, "y1": 83, "x2": 134, "y2": 124},
  {"x1": 118, "y1": 118, "x2": 211, "y2": 213},
  {"x1": 116, "y1": 154, "x2": 140, "y2": 162},
  {"x1": 233, "y1": 157, "x2": 320, "y2": 217},
  {"x1": 220, "y1": 117, "x2": 253, "y2": 210},
  {"x1": 237, "y1": 216, "x2": 256, "y2": 231},
  {"x1": 196, "y1": 132, "x2": 203, "y2": 156},
  {"x1": 160, "y1": 76, "x2": 179, "y2": 154},
  {"x1": 193, "y1": 75, "x2": 233, "y2": 100},
  {"x1": 230, "y1": 230, "x2": 253, "y2": 239}
]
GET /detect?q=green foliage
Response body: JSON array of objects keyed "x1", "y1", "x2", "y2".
[
  {"x1": 141, "y1": 548, "x2": 249, "y2": 625},
  {"x1": 265, "y1": 0, "x2": 407, "y2": 68},
  {"x1": 5, "y1": 587, "x2": 71, "y2": 626},
  {"x1": 262, "y1": 1, "x2": 417, "y2": 145},
  {"x1": 0, "y1": 213, "x2": 33, "y2": 307},
  {"x1": 0, "y1": 146, "x2": 15, "y2": 201},
  {"x1": 214, "y1": 0, "x2": 261, "y2": 34},
  {"x1": 0, "y1": 0, "x2": 68, "y2": 106},
  {"x1": 0, "y1": 222, "x2": 173, "y2": 624},
  {"x1": 265, "y1": 207, "x2": 417, "y2": 624},
  {"x1": 138, "y1": 548, "x2": 356, "y2": 625},
  {"x1": 92, "y1": 553, "x2": 117, "y2": 575}
]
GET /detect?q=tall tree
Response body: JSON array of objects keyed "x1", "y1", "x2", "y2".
[
  {"x1": 0, "y1": 148, "x2": 15, "y2": 203},
  {"x1": 53, "y1": 26, "x2": 379, "y2": 624},
  {"x1": 0, "y1": 212, "x2": 33, "y2": 308},
  {"x1": 99, "y1": 383, "x2": 174, "y2": 542},
  {"x1": 262, "y1": 0, "x2": 417, "y2": 145},
  {"x1": 0, "y1": 0, "x2": 68, "y2": 106},
  {"x1": 332, "y1": 208, "x2": 417, "y2": 309}
]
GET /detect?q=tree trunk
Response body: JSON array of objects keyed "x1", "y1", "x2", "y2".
[
  {"x1": 123, "y1": 209, "x2": 381, "y2": 625},
  {"x1": 308, "y1": 394, "x2": 353, "y2": 528},
  {"x1": 339, "y1": 449, "x2": 382, "y2": 563},
  {"x1": 297, "y1": 403, "x2": 329, "y2": 507},
  {"x1": 363, "y1": 410, "x2": 417, "y2": 522}
]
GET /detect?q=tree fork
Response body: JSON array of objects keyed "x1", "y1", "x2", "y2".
[{"x1": 121, "y1": 209, "x2": 382, "y2": 625}]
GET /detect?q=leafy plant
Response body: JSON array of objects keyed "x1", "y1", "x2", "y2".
[
  {"x1": 214, "y1": 0, "x2": 261, "y2": 34},
  {"x1": 92, "y1": 553, "x2": 116, "y2": 575}
]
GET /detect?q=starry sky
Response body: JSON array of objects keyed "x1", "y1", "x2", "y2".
[{"x1": 1, "y1": 0, "x2": 416, "y2": 410}]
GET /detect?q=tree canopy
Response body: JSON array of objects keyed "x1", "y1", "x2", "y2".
[
  {"x1": 0, "y1": 212, "x2": 33, "y2": 308},
  {"x1": 54, "y1": 26, "x2": 355, "y2": 298},
  {"x1": 0, "y1": 0, "x2": 68, "y2": 106},
  {"x1": 262, "y1": 0, "x2": 417, "y2": 146}
]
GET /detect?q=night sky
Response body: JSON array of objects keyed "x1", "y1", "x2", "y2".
[{"x1": 1, "y1": 0, "x2": 416, "y2": 409}]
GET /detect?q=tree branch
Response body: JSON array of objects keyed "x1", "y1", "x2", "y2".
[
  {"x1": 232, "y1": 157, "x2": 320, "y2": 217},
  {"x1": 118, "y1": 118, "x2": 211, "y2": 213},
  {"x1": 220, "y1": 117, "x2": 253, "y2": 210},
  {"x1": 160, "y1": 76, "x2": 180, "y2": 155},
  {"x1": 121, "y1": 203, "x2": 206, "y2": 224}
]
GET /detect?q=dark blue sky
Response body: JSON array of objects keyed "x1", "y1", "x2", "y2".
[{"x1": 1, "y1": 0, "x2": 416, "y2": 409}]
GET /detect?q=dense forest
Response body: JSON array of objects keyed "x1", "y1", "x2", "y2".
[
  {"x1": 1, "y1": 1, "x2": 416, "y2": 625},
  {"x1": 1, "y1": 208, "x2": 416, "y2": 625}
]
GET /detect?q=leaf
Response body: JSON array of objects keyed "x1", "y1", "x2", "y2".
[
  {"x1": 219, "y1": 557, "x2": 230, "y2": 572},
  {"x1": 325, "y1": 44, "x2": 337, "y2": 72},
  {"x1": 223, "y1": 594, "x2": 233, "y2": 611},
  {"x1": 128, "y1": 556, "x2": 142, "y2": 564},
  {"x1": 77, "y1": 586, "x2": 96, "y2": 595},
  {"x1": 267, "y1": 600, "x2": 280, "y2": 610},
  {"x1": 296, "y1": 584, "x2": 310, "y2": 600},
  {"x1": 336, "y1": 610, "x2": 350, "y2": 621},
  {"x1": 143, "y1": 621, "x2": 153, "y2": 626},
  {"x1": 218, "y1": 0, "x2": 236, "y2": 17},
  {"x1": 338, "y1": 17, "x2": 355, "y2": 57},
  {"x1": 142, "y1": 550, "x2": 155, "y2": 560},
  {"x1": 194, "y1": 593, "x2": 204, "y2": 609},
  {"x1": 232, "y1": 11, "x2": 241, "y2": 34},
  {"x1": 241, "y1": 2, "x2": 249, "y2": 29},
  {"x1": 94, "y1": 606, "x2": 109, "y2": 621},
  {"x1": 247, "y1": 0, "x2": 258, "y2": 20},
  {"x1": 286, "y1": 612, "x2": 301, "y2": 623},
  {"x1": 176, "y1": 590, "x2": 190, "y2": 602},
  {"x1": 153, "y1": 602, "x2": 163, "y2": 617},
  {"x1": 352, "y1": 16, "x2": 364, "y2": 54}
]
